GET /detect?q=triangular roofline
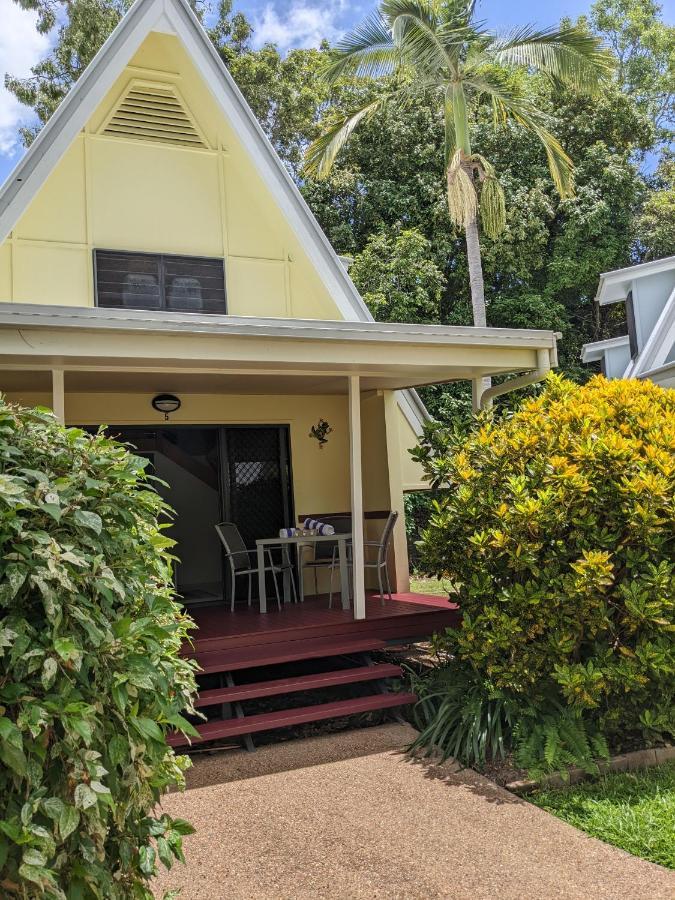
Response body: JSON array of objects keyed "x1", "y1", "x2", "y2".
[
  {"x1": 595, "y1": 255, "x2": 675, "y2": 305},
  {"x1": 625, "y1": 283, "x2": 675, "y2": 380},
  {"x1": 0, "y1": 0, "x2": 429, "y2": 430}
]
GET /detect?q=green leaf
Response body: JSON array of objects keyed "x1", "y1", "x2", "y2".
[
  {"x1": 23, "y1": 847, "x2": 47, "y2": 867},
  {"x1": 53, "y1": 638, "x2": 80, "y2": 663},
  {"x1": 18, "y1": 862, "x2": 50, "y2": 886},
  {"x1": 139, "y1": 844, "x2": 156, "y2": 876},
  {"x1": 108, "y1": 734, "x2": 128, "y2": 768},
  {"x1": 0, "y1": 731, "x2": 27, "y2": 777},
  {"x1": 73, "y1": 510, "x2": 103, "y2": 534},
  {"x1": 131, "y1": 717, "x2": 164, "y2": 743},
  {"x1": 68, "y1": 717, "x2": 93, "y2": 745},
  {"x1": 42, "y1": 797, "x2": 65, "y2": 821},
  {"x1": 74, "y1": 784, "x2": 97, "y2": 811},
  {"x1": 41, "y1": 657, "x2": 58, "y2": 690},
  {"x1": 89, "y1": 781, "x2": 110, "y2": 795},
  {"x1": 40, "y1": 503, "x2": 62, "y2": 523},
  {"x1": 59, "y1": 805, "x2": 79, "y2": 841}
]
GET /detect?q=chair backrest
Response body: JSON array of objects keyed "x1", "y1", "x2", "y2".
[
  {"x1": 310, "y1": 515, "x2": 352, "y2": 560},
  {"x1": 377, "y1": 511, "x2": 399, "y2": 563},
  {"x1": 215, "y1": 522, "x2": 250, "y2": 571}
]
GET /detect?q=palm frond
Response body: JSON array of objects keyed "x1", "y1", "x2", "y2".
[
  {"x1": 383, "y1": 0, "x2": 453, "y2": 74},
  {"x1": 527, "y1": 124, "x2": 574, "y2": 197},
  {"x1": 303, "y1": 96, "x2": 389, "y2": 178},
  {"x1": 323, "y1": 12, "x2": 398, "y2": 81},
  {"x1": 487, "y1": 25, "x2": 614, "y2": 93},
  {"x1": 465, "y1": 73, "x2": 575, "y2": 197}
]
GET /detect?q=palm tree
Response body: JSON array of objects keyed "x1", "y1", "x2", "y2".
[{"x1": 304, "y1": 0, "x2": 613, "y2": 329}]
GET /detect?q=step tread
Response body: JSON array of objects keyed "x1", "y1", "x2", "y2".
[
  {"x1": 193, "y1": 636, "x2": 388, "y2": 673},
  {"x1": 195, "y1": 663, "x2": 403, "y2": 707},
  {"x1": 168, "y1": 691, "x2": 417, "y2": 746}
]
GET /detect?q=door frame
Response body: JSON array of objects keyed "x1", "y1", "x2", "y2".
[{"x1": 98, "y1": 422, "x2": 295, "y2": 605}]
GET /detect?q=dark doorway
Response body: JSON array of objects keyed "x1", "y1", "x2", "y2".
[{"x1": 104, "y1": 425, "x2": 294, "y2": 607}]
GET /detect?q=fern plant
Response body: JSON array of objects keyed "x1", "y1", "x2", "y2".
[
  {"x1": 408, "y1": 664, "x2": 518, "y2": 765},
  {"x1": 515, "y1": 707, "x2": 610, "y2": 779}
]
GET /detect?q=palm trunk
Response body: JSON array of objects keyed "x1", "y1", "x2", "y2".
[
  {"x1": 464, "y1": 211, "x2": 486, "y2": 328},
  {"x1": 465, "y1": 205, "x2": 491, "y2": 403}
]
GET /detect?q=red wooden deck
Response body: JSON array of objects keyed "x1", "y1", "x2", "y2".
[
  {"x1": 186, "y1": 591, "x2": 460, "y2": 657},
  {"x1": 170, "y1": 593, "x2": 460, "y2": 748}
]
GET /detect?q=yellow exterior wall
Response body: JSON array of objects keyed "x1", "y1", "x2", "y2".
[
  {"x1": 399, "y1": 407, "x2": 427, "y2": 491},
  {"x1": 0, "y1": 32, "x2": 343, "y2": 320}
]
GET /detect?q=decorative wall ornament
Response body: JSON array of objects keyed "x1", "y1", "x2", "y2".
[{"x1": 309, "y1": 418, "x2": 333, "y2": 449}]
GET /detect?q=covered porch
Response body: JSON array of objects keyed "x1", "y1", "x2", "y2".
[{"x1": 0, "y1": 303, "x2": 558, "y2": 627}]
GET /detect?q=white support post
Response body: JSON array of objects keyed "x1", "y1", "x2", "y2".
[
  {"x1": 471, "y1": 377, "x2": 484, "y2": 412},
  {"x1": 348, "y1": 375, "x2": 366, "y2": 620},
  {"x1": 383, "y1": 390, "x2": 410, "y2": 593},
  {"x1": 51, "y1": 369, "x2": 65, "y2": 425}
]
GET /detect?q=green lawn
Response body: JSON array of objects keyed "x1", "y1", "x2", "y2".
[
  {"x1": 531, "y1": 762, "x2": 675, "y2": 869},
  {"x1": 409, "y1": 575, "x2": 450, "y2": 596}
]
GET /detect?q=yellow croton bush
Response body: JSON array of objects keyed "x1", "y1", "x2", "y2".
[{"x1": 414, "y1": 374, "x2": 675, "y2": 743}]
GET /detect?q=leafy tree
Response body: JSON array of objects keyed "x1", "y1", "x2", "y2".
[
  {"x1": 304, "y1": 0, "x2": 612, "y2": 329},
  {"x1": 637, "y1": 154, "x2": 675, "y2": 259},
  {"x1": 589, "y1": 0, "x2": 674, "y2": 143},
  {"x1": 349, "y1": 228, "x2": 444, "y2": 322},
  {"x1": 0, "y1": 402, "x2": 198, "y2": 897},
  {"x1": 5, "y1": 0, "x2": 131, "y2": 145}
]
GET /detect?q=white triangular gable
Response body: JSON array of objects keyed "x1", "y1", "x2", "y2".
[
  {"x1": 0, "y1": 0, "x2": 371, "y2": 323},
  {"x1": 0, "y1": 0, "x2": 428, "y2": 432}
]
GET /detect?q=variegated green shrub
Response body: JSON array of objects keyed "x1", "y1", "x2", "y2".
[
  {"x1": 414, "y1": 375, "x2": 675, "y2": 754},
  {"x1": 0, "y1": 401, "x2": 198, "y2": 898}
]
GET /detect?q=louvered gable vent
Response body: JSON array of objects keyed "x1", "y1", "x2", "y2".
[{"x1": 102, "y1": 82, "x2": 207, "y2": 148}]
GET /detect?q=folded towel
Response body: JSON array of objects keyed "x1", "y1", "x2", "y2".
[
  {"x1": 302, "y1": 518, "x2": 335, "y2": 535},
  {"x1": 278, "y1": 527, "x2": 299, "y2": 538}
]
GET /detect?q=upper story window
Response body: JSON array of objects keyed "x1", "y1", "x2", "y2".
[{"x1": 94, "y1": 250, "x2": 226, "y2": 315}]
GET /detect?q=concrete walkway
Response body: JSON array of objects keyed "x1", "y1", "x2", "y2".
[{"x1": 153, "y1": 724, "x2": 675, "y2": 900}]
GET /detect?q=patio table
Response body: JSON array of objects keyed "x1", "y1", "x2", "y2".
[{"x1": 255, "y1": 533, "x2": 352, "y2": 614}]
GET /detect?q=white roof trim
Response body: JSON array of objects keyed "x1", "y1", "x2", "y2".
[
  {"x1": 580, "y1": 335, "x2": 629, "y2": 363},
  {"x1": 595, "y1": 255, "x2": 675, "y2": 306},
  {"x1": 626, "y1": 284, "x2": 675, "y2": 379},
  {"x1": 0, "y1": 303, "x2": 559, "y2": 349},
  {"x1": 637, "y1": 360, "x2": 675, "y2": 384}
]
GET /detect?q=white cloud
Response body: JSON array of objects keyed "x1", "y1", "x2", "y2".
[
  {"x1": 251, "y1": 1, "x2": 347, "y2": 51},
  {"x1": 0, "y1": 0, "x2": 51, "y2": 157}
]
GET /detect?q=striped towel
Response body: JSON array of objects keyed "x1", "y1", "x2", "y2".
[
  {"x1": 302, "y1": 518, "x2": 335, "y2": 535},
  {"x1": 278, "y1": 527, "x2": 300, "y2": 538}
]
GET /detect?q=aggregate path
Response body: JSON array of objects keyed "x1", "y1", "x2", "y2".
[{"x1": 153, "y1": 723, "x2": 675, "y2": 900}]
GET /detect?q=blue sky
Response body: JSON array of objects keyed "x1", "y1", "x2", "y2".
[{"x1": 0, "y1": 0, "x2": 673, "y2": 186}]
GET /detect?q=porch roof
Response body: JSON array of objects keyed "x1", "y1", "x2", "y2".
[{"x1": 0, "y1": 303, "x2": 558, "y2": 395}]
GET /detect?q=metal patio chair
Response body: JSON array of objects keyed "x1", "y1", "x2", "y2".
[
  {"x1": 299, "y1": 515, "x2": 352, "y2": 605},
  {"x1": 334, "y1": 510, "x2": 398, "y2": 607},
  {"x1": 215, "y1": 522, "x2": 297, "y2": 611}
]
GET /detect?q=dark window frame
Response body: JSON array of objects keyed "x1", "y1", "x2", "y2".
[
  {"x1": 93, "y1": 248, "x2": 227, "y2": 315},
  {"x1": 625, "y1": 290, "x2": 639, "y2": 359}
]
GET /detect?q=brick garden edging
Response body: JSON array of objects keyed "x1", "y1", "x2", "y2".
[{"x1": 506, "y1": 744, "x2": 675, "y2": 795}]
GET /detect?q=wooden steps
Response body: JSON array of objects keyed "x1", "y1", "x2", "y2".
[
  {"x1": 195, "y1": 663, "x2": 403, "y2": 707},
  {"x1": 192, "y1": 635, "x2": 387, "y2": 673},
  {"x1": 171, "y1": 618, "x2": 434, "y2": 752},
  {"x1": 168, "y1": 691, "x2": 416, "y2": 746}
]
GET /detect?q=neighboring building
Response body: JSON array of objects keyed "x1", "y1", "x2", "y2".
[
  {"x1": 0, "y1": 0, "x2": 559, "y2": 744},
  {"x1": 581, "y1": 256, "x2": 675, "y2": 388}
]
